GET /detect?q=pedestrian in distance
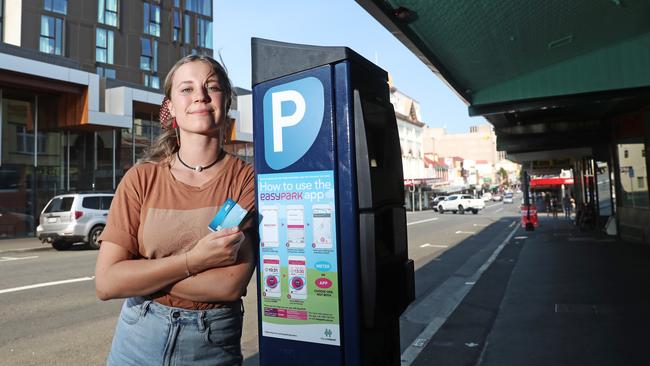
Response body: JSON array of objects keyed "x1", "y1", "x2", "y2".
[
  {"x1": 551, "y1": 196, "x2": 558, "y2": 219},
  {"x1": 544, "y1": 193, "x2": 551, "y2": 217},
  {"x1": 563, "y1": 194, "x2": 572, "y2": 219},
  {"x1": 95, "y1": 54, "x2": 256, "y2": 366}
]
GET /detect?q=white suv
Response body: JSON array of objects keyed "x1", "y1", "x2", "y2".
[{"x1": 36, "y1": 193, "x2": 114, "y2": 250}]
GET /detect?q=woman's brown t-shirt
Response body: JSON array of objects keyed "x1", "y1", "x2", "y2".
[{"x1": 99, "y1": 153, "x2": 256, "y2": 309}]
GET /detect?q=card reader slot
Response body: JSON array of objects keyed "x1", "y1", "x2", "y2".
[{"x1": 359, "y1": 212, "x2": 376, "y2": 328}]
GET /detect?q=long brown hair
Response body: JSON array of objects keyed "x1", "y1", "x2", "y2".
[{"x1": 139, "y1": 55, "x2": 233, "y2": 164}]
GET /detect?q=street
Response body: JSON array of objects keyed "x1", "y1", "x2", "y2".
[{"x1": 0, "y1": 199, "x2": 520, "y2": 366}]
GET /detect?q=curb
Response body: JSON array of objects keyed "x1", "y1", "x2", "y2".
[
  {"x1": 0, "y1": 246, "x2": 53, "y2": 255},
  {"x1": 400, "y1": 220, "x2": 520, "y2": 365}
]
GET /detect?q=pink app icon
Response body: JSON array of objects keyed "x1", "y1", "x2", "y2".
[{"x1": 266, "y1": 275, "x2": 278, "y2": 288}]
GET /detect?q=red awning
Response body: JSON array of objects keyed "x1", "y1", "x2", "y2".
[{"x1": 530, "y1": 178, "x2": 574, "y2": 187}]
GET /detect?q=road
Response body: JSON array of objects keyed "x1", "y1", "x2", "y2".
[{"x1": 0, "y1": 198, "x2": 521, "y2": 366}]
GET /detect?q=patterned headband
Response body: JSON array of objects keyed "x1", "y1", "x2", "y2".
[{"x1": 159, "y1": 97, "x2": 173, "y2": 129}]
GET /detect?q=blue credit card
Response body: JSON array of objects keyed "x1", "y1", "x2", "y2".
[{"x1": 208, "y1": 199, "x2": 248, "y2": 232}]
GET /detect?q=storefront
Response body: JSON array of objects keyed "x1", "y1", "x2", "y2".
[
  {"x1": 0, "y1": 52, "x2": 161, "y2": 238},
  {"x1": 611, "y1": 111, "x2": 649, "y2": 242},
  {"x1": 0, "y1": 55, "x2": 253, "y2": 239}
]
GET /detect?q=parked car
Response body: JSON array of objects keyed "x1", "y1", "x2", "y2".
[
  {"x1": 438, "y1": 194, "x2": 485, "y2": 214},
  {"x1": 430, "y1": 196, "x2": 447, "y2": 211},
  {"x1": 36, "y1": 192, "x2": 114, "y2": 250},
  {"x1": 503, "y1": 193, "x2": 514, "y2": 203},
  {"x1": 482, "y1": 192, "x2": 492, "y2": 201},
  {"x1": 492, "y1": 194, "x2": 503, "y2": 202}
]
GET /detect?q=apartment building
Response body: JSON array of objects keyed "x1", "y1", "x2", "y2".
[{"x1": 0, "y1": 0, "x2": 248, "y2": 239}]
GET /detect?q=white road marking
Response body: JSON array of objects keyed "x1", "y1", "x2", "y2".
[
  {"x1": 455, "y1": 230, "x2": 475, "y2": 235},
  {"x1": 0, "y1": 276, "x2": 95, "y2": 295},
  {"x1": 407, "y1": 218, "x2": 439, "y2": 226},
  {"x1": 473, "y1": 224, "x2": 489, "y2": 227},
  {"x1": 0, "y1": 256, "x2": 39, "y2": 262},
  {"x1": 420, "y1": 243, "x2": 449, "y2": 248},
  {"x1": 465, "y1": 282, "x2": 475, "y2": 285},
  {"x1": 495, "y1": 208, "x2": 503, "y2": 213},
  {"x1": 514, "y1": 236, "x2": 528, "y2": 240},
  {"x1": 412, "y1": 338, "x2": 427, "y2": 347}
]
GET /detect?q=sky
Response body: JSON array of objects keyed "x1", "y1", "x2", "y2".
[{"x1": 212, "y1": 0, "x2": 487, "y2": 134}]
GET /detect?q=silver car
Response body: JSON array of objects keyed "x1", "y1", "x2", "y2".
[{"x1": 36, "y1": 193, "x2": 113, "y2": 250}]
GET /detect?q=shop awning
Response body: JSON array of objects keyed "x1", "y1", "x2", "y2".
[{"x1": 530, "y1": 178, "x2": 574, "y2": 187}]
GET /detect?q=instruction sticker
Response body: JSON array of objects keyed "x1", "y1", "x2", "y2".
[{"x1": 257, "y1": 170, "x2": 340, "y2": 346}]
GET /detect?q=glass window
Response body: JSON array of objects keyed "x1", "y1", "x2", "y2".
[
  {"x1": 133, "y1": 117, "x2": 151, "y2": 161},
  {"x1": 39, "y1": 16, "x2": 63, "y2": 55},
  {"x1": 184, "y1": 0, "x2": 194, "y2": 12},
  {"x1": 82, "y1": 196, "x2": 100, "y2": 209},
  {"x1": 143, "y1": 3, "x2": 160, "y2": 37},
  {"x1": 196, "y1": 18, "x2": 212, "y2": 48},
  {"x1": 617, "y1": 143, "x2": 648, "y2": 209},
  {"x1": 184, "y1": 13, "x2": 191, "y2": 43},
  {"x1": 0, "y1": 0, "x2": 3, "y2": 41},
  {"x1": 95, "y1": 28, "x2": 114, "y2": 64},
  {"x1": 44, "y1": 197, "x2": 74, "y2": 213},
  {"x1": 174, "y1": 0, "x2": 180, "y2": 7},
  {"x1": 172, "y1": 10, "x2": 181, "y2": 42},
  {"x1": 118, "y1": 127, "x2": 134, "y2": 183},
  {"x1": 1, "y1": 97, "x2": 39, "y2": 237},
  {"x1": 96, "y1": 66, "x2": 116, "y2": 79},
  {"x1": 200, "y1": 0, "x2": 211, "y2": 16},
  {"x1": 184, "y1": 0, "x2": 210, "y2": 16},
  {"x1": 44, "y1": 0, "x2": 67, "y2": 14},
  {"x1": 16, "y1": 125, "x2": 46, "y2": 154},
  {"x1": 93, "y1": 130, "x2": 114, "y2": 190},
  {"x1": 98, "y1": 0, "x2": 118, "y2": 27},
  {"x1": 140, "y1": 37, "x2": 152, "y2": 71},
  {"x1": 140, "y1": 38, "x2": 157, "y2": 72},
  {"x1": 143, "y1": 74, "x2": 160, "y2": 89},
  {"x1": 101, "y1": 196, "x2": 113, "y2": 210}
]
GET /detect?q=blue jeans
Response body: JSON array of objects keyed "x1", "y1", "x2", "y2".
[{"x1": 107, "y1": 297, "x2": 243, "y2": 366}]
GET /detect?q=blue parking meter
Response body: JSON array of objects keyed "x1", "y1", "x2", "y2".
[{"x1": 252, "y1": 38, "x2": 415, "y2": 366}]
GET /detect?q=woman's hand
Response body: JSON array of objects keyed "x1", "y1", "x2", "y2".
[{"x1": 187, "y1": 227, "x2": 245, "y2": 274}]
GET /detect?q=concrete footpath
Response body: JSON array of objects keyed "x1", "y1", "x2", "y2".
[
  {"x1": 412, "y1": 216, "x2": 650, "y2": 366},
  {"x1": 0, "y1": 237, "x2": 50, "y2": 254}
]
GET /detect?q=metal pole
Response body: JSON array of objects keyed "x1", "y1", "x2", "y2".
[
  {"x1": 66, "y1": 131, "x2": 70, "y2": 191},
  {"x1": 112, "y1": 129, "x2": 116, "y2": 190},
  {"x1": 34, "y1": 95, "x2": 38, "y2": 168},
  {"x1": 0, "y1": 89, "x2": 3, "y2": 167}
]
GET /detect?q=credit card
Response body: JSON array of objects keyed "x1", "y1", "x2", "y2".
[
  {"x1": 220, "y1": 202, "x2": 248, "y2": 230},
  {"x1": 208, "y1": 199, "x2": 248, "y2": 231}
]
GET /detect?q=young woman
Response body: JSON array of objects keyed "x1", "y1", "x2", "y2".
[{"x1": 95, "y1": 55, "x2": 256, "y2": 366}]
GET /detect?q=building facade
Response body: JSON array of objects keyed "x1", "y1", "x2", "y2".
[
  {"x1": 391, "y1": 87, "x2": 426, "y2": 180},
  {"x1": 423, "y1": 124, "x2": 520, "y2": 192},
  {"x1": 0, "y1": 0, "x2": 253, "y2": 239},
  {"x1": 424, "y1": 124, "x2": 499, "y2": 166},
  {"x1": 390, "y1": 86, "x2": 431, "y2": 209}
]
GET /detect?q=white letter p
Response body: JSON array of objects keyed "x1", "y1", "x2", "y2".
[{"x1": 272, "y1": 90, "x2": 306, "y2": 152}]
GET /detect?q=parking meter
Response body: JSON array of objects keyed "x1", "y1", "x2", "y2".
[{"x1": 252, "y1": 38, "x2": 415, "y2": 366}]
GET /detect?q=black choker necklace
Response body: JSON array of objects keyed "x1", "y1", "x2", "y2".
[{"x1": 176, "y1": 151, "x2": 221, "y2": 172}]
